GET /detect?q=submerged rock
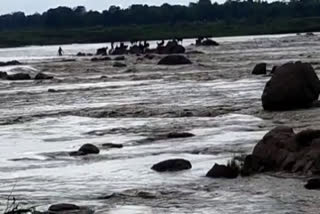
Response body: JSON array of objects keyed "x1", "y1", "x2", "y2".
[
  {"x1": 252, "y1": 63, "x2": 267, "y2": 75},
  {"x1": 158, "y1": 55, "x2": 192, "y2": 65},
  {"x1": 0, "y1": 71, "x2": 8, "y2": 79},
  {"x1": 48, "y1": 89, "x2": 57, "y2": 93},
  {"x1": 0, "y1": 60, "x2": 21, "y2": 67},
  {"x1": 102, "y1": 143, "x2": 123, "y2": 148},
  {"x1": 76, "y1": 52, "x2": 88, "y2": 57},
  {"x1": 167, "y1": 132, "x2": 195, "y2": 139},
  {"x1": 151, "y1": 159, "x2": 192, "y2": 172},
  {"x1": 113, "y1": 62, "x2": 127, "y2": 67},
  {"x1": 206, "y1": 163, "x2": 239, "y2": 179},
  {"x1": 7, "y1": 73, "x2": 31, "y2": 80},
  {"x1": 262, "y1": 62, "x2": 320, "y2": 110},
  {"x1": 34, "y1": 72, "x2": 54, "y2": 80},
  {"x1": 91, "y1": 57, "x2": 111, "y2": 62},
  {"x1": 144, "y1": 54, "x2": 155, "y2": 60},
  {"x1": 242, "y1": 126, "x2": 320, "y2": 176}
]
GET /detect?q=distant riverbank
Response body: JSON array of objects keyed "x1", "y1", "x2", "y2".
[{"x1": 1, "y1": 17, "x2": 320, "y2": 48}]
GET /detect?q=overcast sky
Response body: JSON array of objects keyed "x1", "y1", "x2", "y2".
[{"x1": 0, "y1": 0, "x2": 202, "y2": 15}]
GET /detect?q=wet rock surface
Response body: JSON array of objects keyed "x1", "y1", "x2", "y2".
[
  {"x1": 262, "y1": 62, "x2": 320, "y2": 110},
  {"x1": 243, "y1": 126, "x2": 320, "y2": 175}
]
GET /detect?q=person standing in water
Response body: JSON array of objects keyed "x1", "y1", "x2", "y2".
[{"x1": 58, "y1": 47, "x2": 63, "y2": 56}]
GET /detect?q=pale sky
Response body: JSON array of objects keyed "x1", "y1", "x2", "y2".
[{"x1": 0, "y1": 0, "x2": 202, "y2": 15}]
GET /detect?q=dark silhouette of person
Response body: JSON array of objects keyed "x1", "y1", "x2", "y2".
[{"x1": 58, "y1": 47, "x2": 63, "y2": 56}]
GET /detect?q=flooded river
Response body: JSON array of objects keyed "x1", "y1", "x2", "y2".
[{"x1": 0, "y1": 33, "x2": 320, "y2": 213}]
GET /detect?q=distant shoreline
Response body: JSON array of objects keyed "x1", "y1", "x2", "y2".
[{"x1": 0, "y1": 18, "x2": 319, "y2": 49}]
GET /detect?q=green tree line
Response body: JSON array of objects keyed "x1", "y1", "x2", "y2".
[{"x1": 1, "y1": 0, "x2": 320, "y2": 30}]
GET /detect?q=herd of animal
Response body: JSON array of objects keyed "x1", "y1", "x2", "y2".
[{"x1": 78, "y1": 37, "x2": 219, "y2": 57}]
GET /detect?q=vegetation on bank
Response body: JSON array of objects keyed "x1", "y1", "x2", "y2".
[{"x1": 1, "y1": 0, "x2": 320, "y2": 47}]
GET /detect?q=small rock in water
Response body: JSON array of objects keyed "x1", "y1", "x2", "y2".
[
  {"x1": 70, "y1": 144, "x2": 100, "y2": 156},
  {"x1": 102, "y1": 143, "x2": 123, "y2": 148},
  {"x1": 49, "y1": 203, "x2": 80, "y2": 212},
  {"x1": 158, "y1": 55, "x2": 192, "y2": 65},
  {"x1": 252, "y1": 63, "x2": 267, "y2": 75},
  {"x1": 167, "y1": 132, "x2": 195, "y2": 139},
  {"x1": 79, "y1": 144, "x2": 100, "y2": 154},
  {"x1": 151, "y1": 159, "x2": 192, "y2": 172},
  {"x1": 206, "y1": 163, "x2": 239, "y2": 179},
  {"x1": 91, "y1": 57, "x2": 111, "y2": 62},
  {"x1": 48, "y1": 89, "x2": 57, "y2": 93},
  {"x1": 305, "y1": 178, "x2": 320, "y2": 190},
  {"x1": 34, "y1": 72, "x2": 54, "y2": 80},
  {"x1": 48, "y1": 203, "x2": 94, "y2": 214}
]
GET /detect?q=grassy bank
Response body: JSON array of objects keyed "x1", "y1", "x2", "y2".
[{"x1": 0, "y1": 17, "x2": 320, "y2": 48}]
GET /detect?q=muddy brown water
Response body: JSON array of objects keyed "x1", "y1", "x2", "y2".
[{"x1": 0, "y1": 34, "x2": 320, "y2": 213}]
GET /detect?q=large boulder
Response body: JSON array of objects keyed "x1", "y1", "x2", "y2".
[
  {"x1": 151, "y1": 159, "x2": 192, "y2": 172},
  {"x1": 305, "y1": 178, "x2": 320, "y2": 190},
  {"x1": 158, "y1": 55, "x2": 192, "y2": 65},
  {"x1": 252, "y1": 63, "x2": 267, "y2": 75},
  {"x1": 242, "y1": 126, "x2": 320, "y2": 176},
  {"x1": 206, "y1": 163, "x2": 239, "y2": 179},
  {"x1": 261, "y1": 62, "x2": 320, "y2": 110},
  {"x1": 200, "y1": 39, "x2": 219, "y2": 46}
]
